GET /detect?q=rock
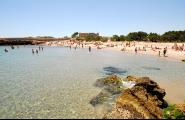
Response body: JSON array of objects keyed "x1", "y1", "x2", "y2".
[
  {"x1": 104, "y1": 76, "x2": 167, "y2": 119},
  {"x1": 94, "y1": 75, "x2": 122, "y2": 88},
  {"x1": 103, "y1": 66, "x2": 127, "y2": 75},
  {"x1": 90, "y1": 90, "x2": 111, "y2": 107},
  {"x1": 104, "y1": 103, "x2": 144, "y2": 119},
  {"x1": 104, "y1": 85, "x2": 125, "y2": 95},
  {"x1": 126, "y1": 76, "x2": 138, "y2": 82},
  {"x1": 142, "y1": 66, "x2": 161, "y2": 70},
  {"x1": 135, "y1": 77, "x2": 166, "y2": 101},
  {"x1": 90, "y1": 75, "x2": 125, "y2": 106},
  {"x1": 176, "y1": 104, "x2": 185, "y2": 113}
]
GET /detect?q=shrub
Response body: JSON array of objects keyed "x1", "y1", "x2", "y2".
[{"x1": 163, "y1": 104, "x2": 185, "y2": 119}]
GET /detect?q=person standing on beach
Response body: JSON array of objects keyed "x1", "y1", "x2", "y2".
[
  {"x1": 158, "y1": 51, "x2": 161, "y2": 57},
  {"x1": 75, "y1": 45, "x2": 77, "y2": 50},
  {"x1": 135, "y1": 47, "x2": 137, "y2": 53},
  {"x1": 42, "y1": 47, "x2": 43, "y2": 51},
  {"x1": 39, "y1": 46, "x2": 41, "y2": 51}
]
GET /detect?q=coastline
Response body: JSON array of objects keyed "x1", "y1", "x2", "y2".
[{"x1": 45, "y1": 40, "x2": 185, "y2": 62}]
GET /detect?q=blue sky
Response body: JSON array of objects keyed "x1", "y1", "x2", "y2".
[{"x1": 0, "y1": 0, "x2": 185, "y2": 37}]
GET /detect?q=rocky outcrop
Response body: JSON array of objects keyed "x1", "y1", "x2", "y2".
[
  {"x1": 90, "y1": 75, "x2": 125, "y2": 107},
  {"x1": 176, "y1": 104, "x2": 185, "y2": 113},
  {"x1": 104, "y1": 76, "x2": 167, "y2": 119},
  {"x1": 94, "y1": 75, "x2": 122, "y2": 88},
  {"x1": 0, "y1": 39, "x2": 45, "y2": 45}
]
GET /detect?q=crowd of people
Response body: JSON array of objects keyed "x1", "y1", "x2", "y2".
[
  {"x1": 172, "y1": 43, "x2": 184, "y2": 51},
  {"x1": 4, "y1": 40, "x2": 184, "y2": 61},
  {"x1": 32, "y1": 46, "x2": 44, "y2": 54},
  {"x1": 4, "y1": 45, "x2": 17, "y2": 53},
  {"x1": 3, "y1": 45, "x2": 44, "y2": 55}
]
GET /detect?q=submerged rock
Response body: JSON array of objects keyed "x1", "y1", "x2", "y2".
[
  {"x1": 142, "y1": 66, "x2": 161, "y2": 70},
  {"x1": 104, "y1": 76, "x2": 167, "y2": 119},
  {"x1": 90, "y1": 75, "x2": 125, "y2": 106},
  {"x1": 103, "y1": 66, "x2": 127, "y2": 75},
  {"x1": 90, "y1": 90, "x2": 112, "y2": 107}
]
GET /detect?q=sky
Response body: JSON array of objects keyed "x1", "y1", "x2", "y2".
[{"x1": 0, "y1": 0, "x2": 185, "y2": 37}]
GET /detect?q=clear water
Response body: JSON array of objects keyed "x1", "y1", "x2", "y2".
[{"x1": 0, "y1": 45, "x2": 185, "y2": 118}]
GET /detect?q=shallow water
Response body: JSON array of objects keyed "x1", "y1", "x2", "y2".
[{"x1": 0, "y1": 45, "x2": 185, "y2": 118}]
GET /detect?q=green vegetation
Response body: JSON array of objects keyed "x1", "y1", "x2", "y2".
[
  {"x1": 148, "y1": 33, "x2": 161, "y2": 42},
  {"x1": 113, "y1": 30, "x2": 185, "y2": 42},
  {"x1": 71, "y1": 32, "x2": 79, "y2": 38},
  {"x1": 163, "y1": 105, "x2": 185, "y2": 119},
  {"x1": 111, "y1": 35, "x2": 125, "y2": 41},
  {"x1": 100, "y1": 36, "x2": 109, "y2": 42},
  {"x1": 161, "y1": 31, "x2": 185, "y2": 42},
  {"x1": 84, "y1": 34, "x2": 100, "y2": 41},
  {"x1": 72, "y1": 30, "x2": 185, "y2": 42},
  {"x1": 127, "y1": 31, "x2": 148, "y2": 41}
]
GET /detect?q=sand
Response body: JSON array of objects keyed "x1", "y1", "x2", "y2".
[{"x1": 45, "y1": 40, "x2": 185, "y2": 62}]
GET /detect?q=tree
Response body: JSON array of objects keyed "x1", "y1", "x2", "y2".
[
  {"x1": 71, "y1": 32, "x2": 79, "y2": 38},
  {"x1": 119, "y1": 35, "x2": 125, "y2": 41},
  {"x1": 161, "y1": 31, "x2": 185, "y2": 42},
  {"x1": 127, "y1": 32, "x2": 139, "y2": 41},
  {"x1": 85, "y1": 34, "x2": 100, "y2": 41},
  {"x1": 137, "y1": 31, "x2": 148, "y2": 41},
  {"x1": 148, "y1": 33, "x2": 161, "y2": 42},
  {"x1": 111, "y1": 35, "x2": 120, "y2": 41},
  {"x1": 126, "y1": 31, "x2": 148, "y2": 41},
  {"x1": 100, "y1": 37, "x2": 108, "y2": 42}
]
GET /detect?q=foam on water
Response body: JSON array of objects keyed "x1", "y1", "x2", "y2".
[{"x1": 122, "y1": 81, "x2": 136, "y2": 88}]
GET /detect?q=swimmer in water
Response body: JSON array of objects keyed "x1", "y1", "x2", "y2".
[{"x1": 32, "y1": 49, "x2": 34, "y2": 54}]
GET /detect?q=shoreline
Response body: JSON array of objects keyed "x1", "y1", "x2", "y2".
[{"x1": 45, "y1": 40, "x2": 185, "y2": 62}]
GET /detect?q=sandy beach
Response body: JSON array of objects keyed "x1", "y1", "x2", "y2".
[{"x1": 45, "y1": 40, "x2": 185, "y2": 62}]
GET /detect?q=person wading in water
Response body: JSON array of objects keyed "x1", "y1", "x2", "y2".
[
  {"x1": 32, "y1": 49, "x2": 34, "y2": 54},
  {"x1": 4, "y1": 48, "x2": 8, "y2": 52},
  {"x1": 89, "y1": 46, "x2": 91, "y2": 52},
  {"x1": 163, "y1": 47, "x2": 167, "y2": 57},
  {"x1": 36, "y1": 49, "x2": 38, "y2": 54}
]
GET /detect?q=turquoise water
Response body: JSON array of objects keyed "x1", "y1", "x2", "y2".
[{"x1": 0, "y1": 45, "x2": 185, "y2": 118}]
